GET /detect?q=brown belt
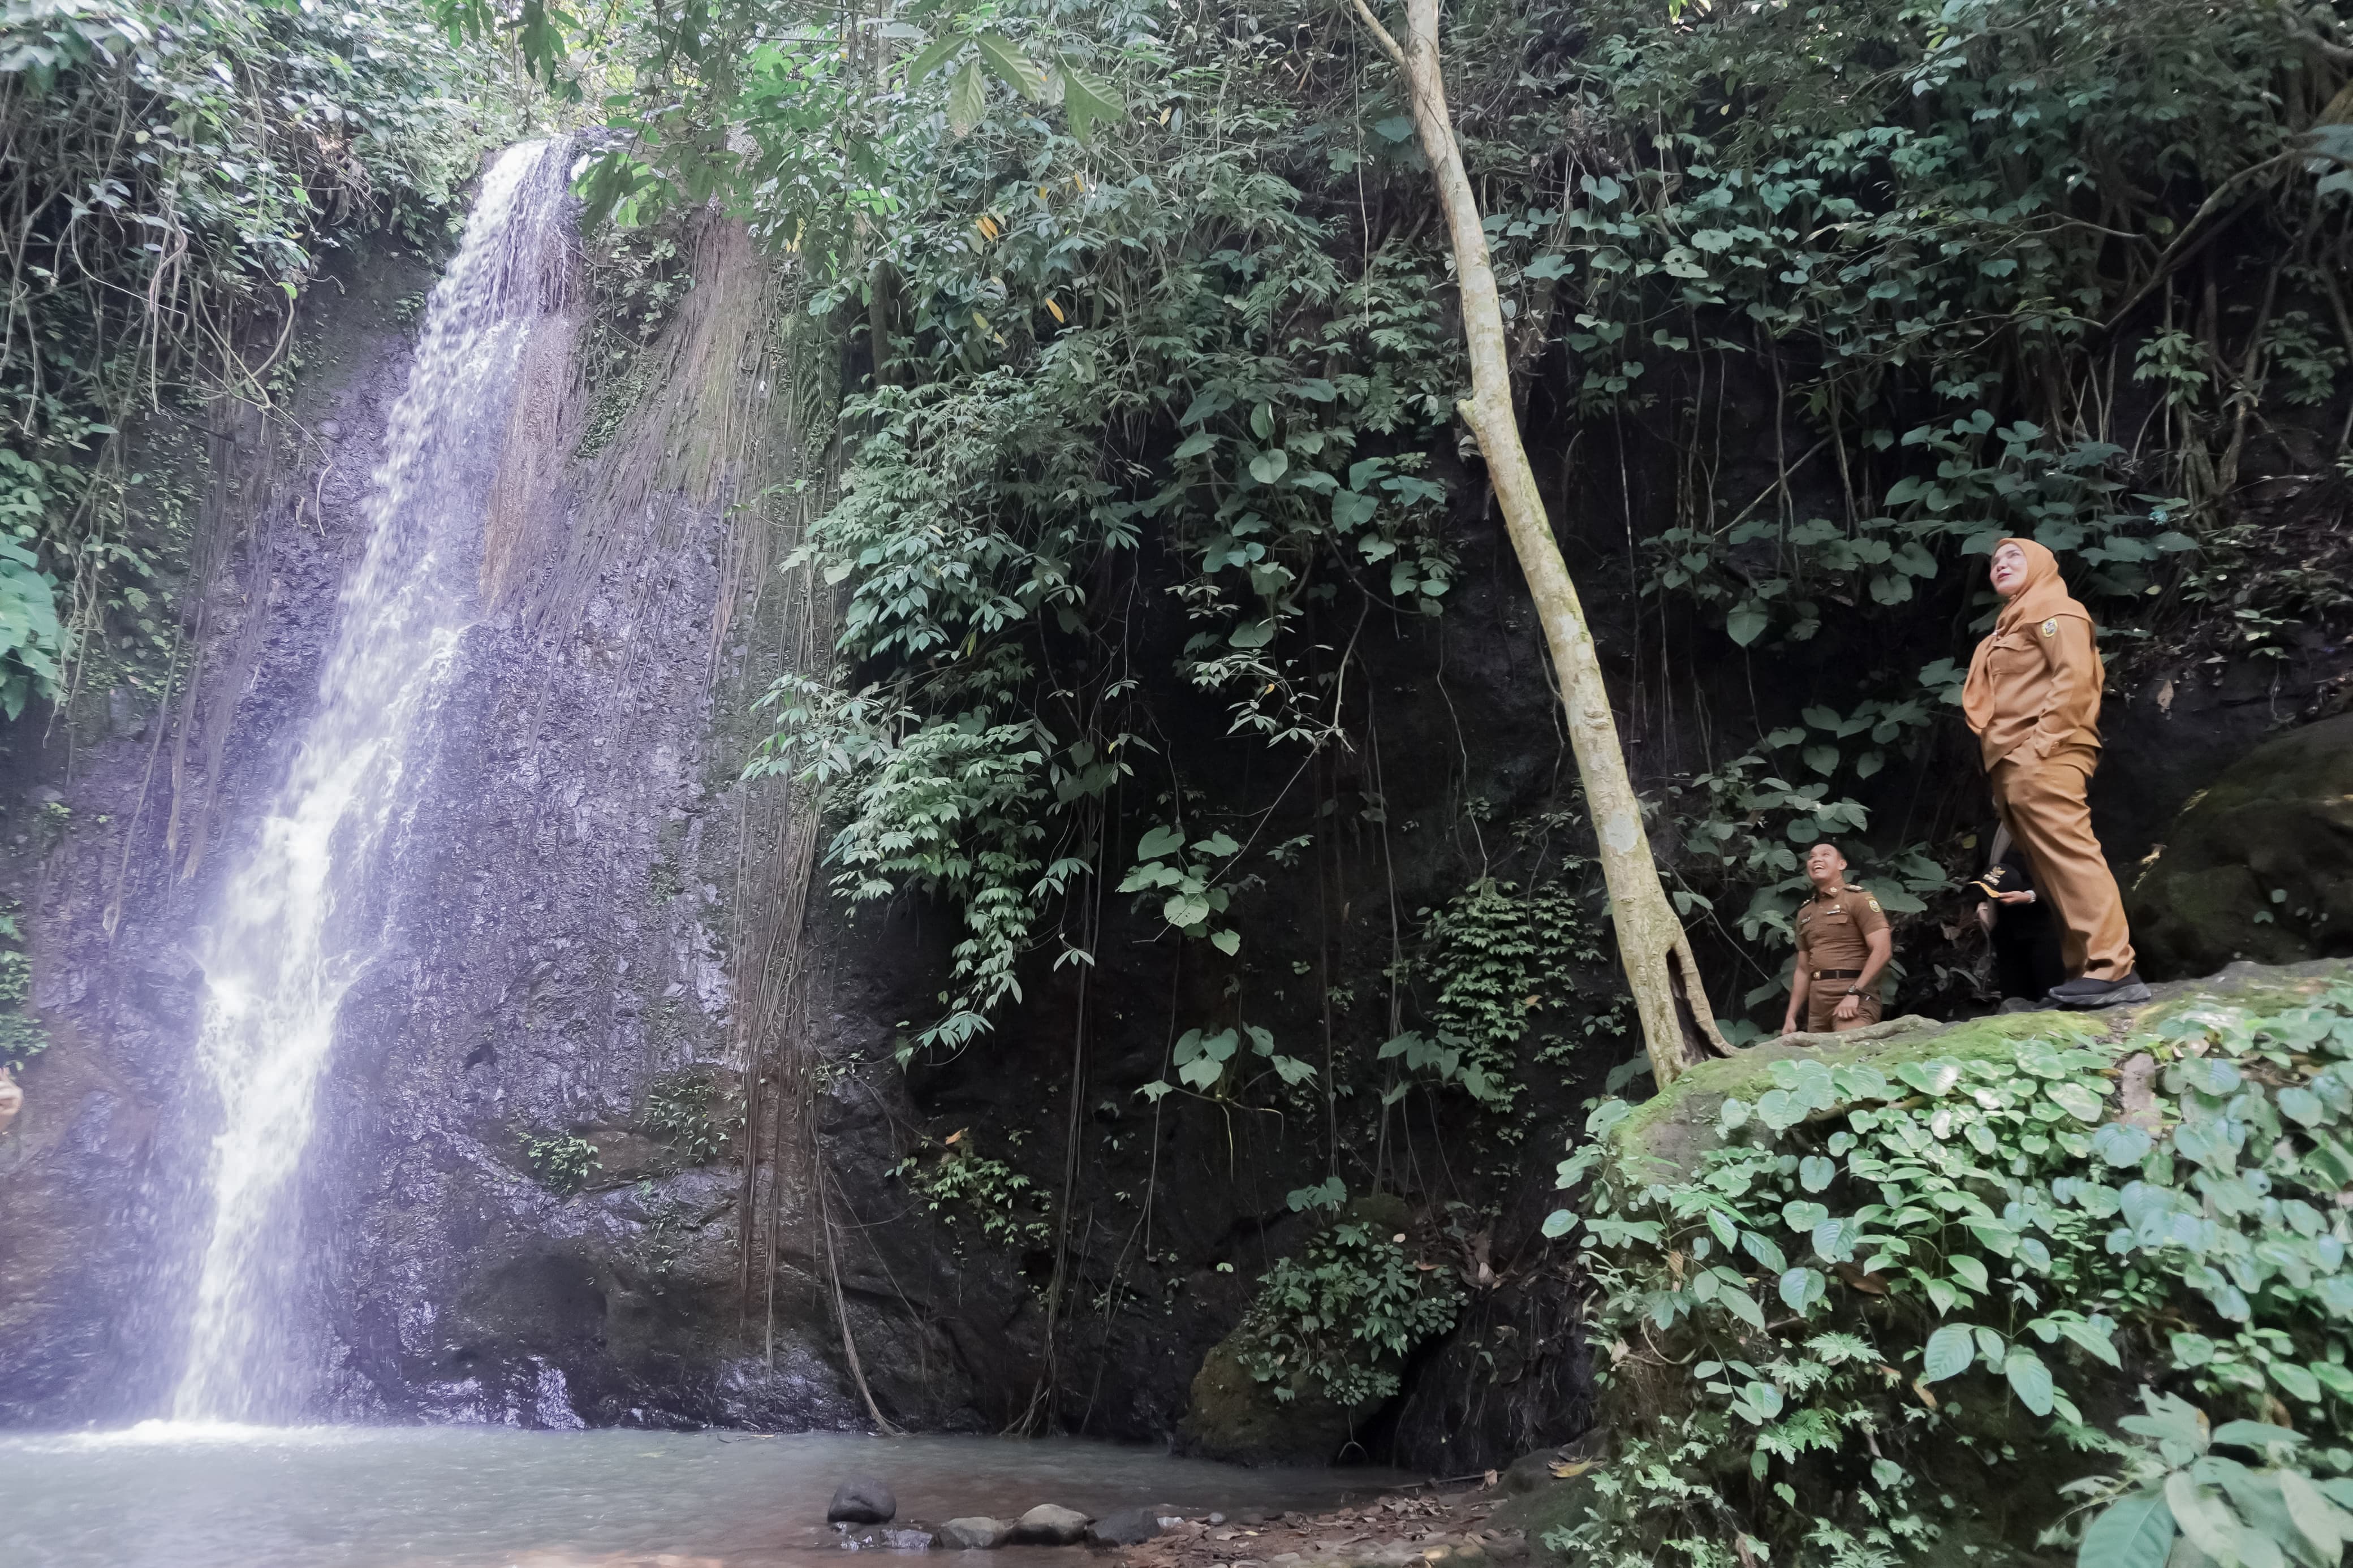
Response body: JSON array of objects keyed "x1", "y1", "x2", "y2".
[{"x1": 1813, "y1": 969, "x2": 1861, "y2": 980}]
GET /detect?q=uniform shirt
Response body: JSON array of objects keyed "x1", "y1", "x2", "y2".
[
  {"x1": 1795, "y1": 884, "x2": 1889, "y2": 975},
  {"x1": 1970, "y1": 612, "x2": 2102, "y2": 771}
]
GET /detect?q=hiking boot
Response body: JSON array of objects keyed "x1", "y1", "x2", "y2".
[{"x1": 2048, "y1": 973, "x2": 2152, "y2": 1009}]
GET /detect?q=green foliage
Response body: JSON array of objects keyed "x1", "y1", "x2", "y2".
[
  {"x1": 1549, "y1": 988, "x2": 2353, "y2": 1567},
  {"x1": 2, "y1": 0, "x2": 514, "y2": 722},
  {"x1": 2068, "y1": 1390, "x2": 2353, "y2": 1568},
  {"x1": 0, "y1": 904, "x2": 44, "y2": 1069},
  {"x1": 1233, "y1": 1217, "x2": 1463, "y2": 1409},
  {"x1": 1397, "y1": 878, "x2": 1607, "y2": 1113},
  {"x1": 895, "y1": 1134, "x2": 1051, "y2": 1250},
  {"x1": 523, "y1": 1131, "x2": 600, "y2": 1193},
  {"x1": 641, "y1": 1069, "x2": 737, "y2": 1165}
]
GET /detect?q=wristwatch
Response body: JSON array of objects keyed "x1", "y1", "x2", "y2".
[{"x1": 1846, "y1": 986, "x2": 1862, "y2": 996}]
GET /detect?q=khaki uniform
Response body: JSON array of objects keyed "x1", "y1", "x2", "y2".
[
  {"x1": 1964, "y1": 546, "x2": 2137, "y2": 982},
  {"x1": 1795, "y1": 884, "x2": 1889, "y2": 1033}
]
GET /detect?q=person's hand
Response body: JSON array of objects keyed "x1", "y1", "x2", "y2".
[
  {"x1": 1995, "y1": 889, "x2": 2036, "y2": 906},
  {"x1": 1781, "y1": 1016, "x2": 1801, "y2": 1037},
  {"x1": 1977, "y1": 902, "x2": 1996, "y2": 933},
  {"x1": 1834, "y1": 992, "x2": 1862, "y2": 1022}
]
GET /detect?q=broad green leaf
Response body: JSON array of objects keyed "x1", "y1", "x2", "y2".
[
  {"x1": 2278, "y1": 1471, "x2": 2350, "y2": 1561},
  {"x1": 971, "y1": 32, "x2": 1049, "y2": 99},
  {"x1": 1924, "y1": 1323, "x2": 1975, "y2": 1380},
  {"x1": 2093, "y1": 1122, "x2": 2154, "y2": 1167},
  {"x1": 2005, "y1": 1345, "x2": 2055, "y2": 1415},
  {"x1": 2049, "y1": 1081, "x2": 2106, "y2": 1121},
  {"x1": 1172, "y1": 431, "x2": 1217, "y2": 460},
  {"x1": 1950, "y1": 1255, "x2": 1989, "y2": 1293},
  {"x1": 906, "y1": 33, "x2": 965, "y2": 83},
  {"x1": 1779, "y1": 1267, "x2": 1827, "y2": 1314},
  {"x1": 1136, "y1": 824, "x2": 1185, "y2": 859},
  {"x1": 946, "y1": 59, "x2": 987, "y2": 136},
  {"x1": 1060, "y1": 65, "x2": 1122, "y2": 143},
  {"x1": 1799, "y1": 1155, "x2": 1837, "y2": 1191},
  {"x1": 1209, "y1": 928, "x2": 1240, "y2": 956},
  {"x1": 1248, "y1": 448, "x2": 1290, "y2": 484},
  {"x1": 1727, "y1": 600, "x2": 1769, "y2": 646},
  {"x1": 2268, "y1": 1360, "x2": 2322, "y2": 1403},
  {"x1": 1541, "y1": 1208, "x2": 1576, "y2": 1239},
  {"x1": 2078, "y1": 1488, "x2": 2176, "y2": 1568}
]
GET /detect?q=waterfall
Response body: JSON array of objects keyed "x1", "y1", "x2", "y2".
[{"x1": 169, "y1": 140, "x2": 573, "y2": 1423}]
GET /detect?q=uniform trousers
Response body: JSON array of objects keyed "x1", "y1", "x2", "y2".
[
  {"x1": 1806, "y1": 990, "x2": 1884, "y2": 1034},
  {"x1": 1987, "y1": 742, "x2": 2136, "y2": 981}
]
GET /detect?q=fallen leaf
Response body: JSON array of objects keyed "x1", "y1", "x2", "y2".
[{"x1": 1549, "y1": 1460, "x2": 1594, "y2": 1478}]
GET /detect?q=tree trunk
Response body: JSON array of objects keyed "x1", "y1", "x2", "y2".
[{"x1": 1350, "y1": 0, "x2": 1730, "y2": 1087}]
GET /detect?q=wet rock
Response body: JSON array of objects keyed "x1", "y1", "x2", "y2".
[
  {"x1": 1089, "y1": 1506, "x2": 1171, "y2": 1546},
  {"x1": 881, "y1": 1529, "x2": 938, "y2": 1550},
  {"x1": 1010, "y1": 1505, "x2": 1093, "y2": 1545},
  {"x1": 829, "y1": 1476, "x2": 898, "y2": 1524},
  {"x1": 2127, "y1": 712, "x2": 2353, "y2": 977},
  {"x1": 937, "y1": 1518, "x2": 1014, "y2": 1549}
]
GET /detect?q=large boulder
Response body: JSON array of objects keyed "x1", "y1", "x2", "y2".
[
  {"x1": 1178, "y1": 1337, "x2": 1377, "y2": 1465},
  {"x1": 1009, "y1": 1505, "x2": 1093, "y2": 1545},
  {"x1": 828, "y1": 1475, "x2": 898, "y2": 1524},
  {"x1": 937, "y1": 1518, "x2": 1015, "y2": 1549},
  {"x1": 2126, "y1": 714, "x2": 2353, "y2": 978}
]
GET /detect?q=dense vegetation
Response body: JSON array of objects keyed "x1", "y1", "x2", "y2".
[
  {"x1": 502, "y1": 0, "x2": 2353, "y2": 1061},
  {"x1": 1, "y1": 0, "x2": 516, "y2": 727},
  {"x1": 10, "y1": 0, "x2": 2353, "y2": 1549},
  {"x1": 1556, "y1": 982, "x2": 2353, "y2": 1568}
]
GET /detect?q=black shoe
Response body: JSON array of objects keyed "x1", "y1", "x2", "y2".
[{"x1": 2048, "y1": 973, "x2": 2152, "y2": 1009}]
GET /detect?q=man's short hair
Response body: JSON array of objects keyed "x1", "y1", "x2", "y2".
[{"x1": 1808, "y1": 841, "x2": 1846, "y2": 858}]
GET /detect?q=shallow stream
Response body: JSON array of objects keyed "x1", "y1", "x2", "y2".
[{"x1": 0, "y1": 1426, "x2": 1408, "y2": 1568}]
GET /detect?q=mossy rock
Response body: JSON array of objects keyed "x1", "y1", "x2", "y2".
[
  {"x1": 1610, "y1": 958, "x2": 2353, "y2": 1177},
  {"x1": 1178, "y1": 1337, "x2": 1377, "y2": 1465},
  {"x1": 2127, "y1": 713, "x2": 2353, "y2": 979},
  {"x1": 1178, "y1": 1193, "x2": 1410, "y2": 1464}
]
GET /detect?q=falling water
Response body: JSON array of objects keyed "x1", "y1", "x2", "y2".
[{"x1": 169, "y1": 140, "x2": 573, "y2": 1422}]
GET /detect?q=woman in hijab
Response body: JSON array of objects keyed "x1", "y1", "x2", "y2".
[{"x1": 1961, "y1": 538, "x2": 2148, "y2": 1007}]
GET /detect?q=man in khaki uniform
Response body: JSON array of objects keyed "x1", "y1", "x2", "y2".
[{"x1": 1782, "y1": 842, "x2": 1893, "y2": 1035}]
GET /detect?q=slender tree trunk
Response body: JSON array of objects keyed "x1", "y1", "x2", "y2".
[{"x1": 1350, "y1": 0, "x2": 1729, "y2": 1087}]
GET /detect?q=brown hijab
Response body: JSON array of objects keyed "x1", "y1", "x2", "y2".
[{"x1": 1961, "y1": 538, "x2": 2096, "y2": 733}]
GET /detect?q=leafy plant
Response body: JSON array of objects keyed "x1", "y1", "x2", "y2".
[
  {"x1": 895, "y1": 1133, "x2": 1051, "y2": 1249},
  {"x1": 1233, "y1": 1217, "x2": 1463, "y2": 1409},
  {"x1": 0, "y1": 904, "x2": 44, "y2": 1070},
  {"x1": 2067, "y1": 1390, "x2": 2353, "y2": 1568},
  {"x1": 523, "y1": 1131, "x2": 600, "y2": 1194},
  {"x1": 1549, "y1": 987, "x2": 2353, "y2": 1567},
  {"x1": 641, "y1": 1069, "x2": 738, "y2": 1165}
]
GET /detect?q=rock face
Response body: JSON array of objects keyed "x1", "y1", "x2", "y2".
[
  {"x1": 2127, "y1": 714, "x2": 2353, "y2": 979},
  {"x1": 828, "y1": 1475, "x2": 898, "y2": 1525},
  {"x1": 1009, "y1": 1505, "x2": 1093, "y2": 1545}
]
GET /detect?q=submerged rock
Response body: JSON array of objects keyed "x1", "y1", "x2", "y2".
[
  {"x1": 936, "y1": 1518, "x2": 1014, "y2": 1549},
  {"x1": 1088, "y1": 1506, "x2": 1173, "y2": 1546},
  {"x1": 829, "y1": 1475, "x2": 898, "y2": 1524},
  {"x1": 1009, "y1": 1505, "x2": 1092, "y2": 1545}
]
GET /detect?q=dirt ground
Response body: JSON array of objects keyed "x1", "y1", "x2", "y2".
[{"x1": 1108, "y1": 1485, "x2": 1534, "y2": 1568}]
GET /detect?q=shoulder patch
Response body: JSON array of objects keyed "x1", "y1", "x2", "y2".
[
  {"x1": 1868, "y1": 899, "x2": 1882, "y2": 913},
  {"x1": 2040, "y1": 617, "x2": 2058, "y2": 637}
]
